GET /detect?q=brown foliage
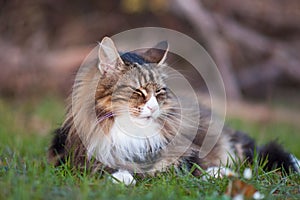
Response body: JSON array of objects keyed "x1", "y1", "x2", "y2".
[{"x1": 0, "y1": 0, "x2": 300, "y2": 101}]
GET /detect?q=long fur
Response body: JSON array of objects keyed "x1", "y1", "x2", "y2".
[
  {"x1": 259, "y1": 141, "x2": 299, "y2": 172},
  {"x1": 48, "y1": 38, "x2": 299, "y2": 177}
]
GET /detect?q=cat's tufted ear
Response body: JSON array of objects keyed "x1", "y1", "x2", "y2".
[
  {"x1": 141, "y1": 41, "x2": 169, "y2": 65},
  {"x1": 98, "y1": 37, "x2": 124, "y2": 74}
]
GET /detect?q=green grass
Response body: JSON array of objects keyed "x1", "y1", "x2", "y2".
[{"x1": 0, "y1": 97, "x2": 299, "y2": 200}]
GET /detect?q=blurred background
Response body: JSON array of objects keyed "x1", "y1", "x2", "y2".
[{"x1": 0, "y1": 0, "x2": 300, "y2": 134}]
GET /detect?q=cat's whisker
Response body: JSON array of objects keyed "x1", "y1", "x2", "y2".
[
  {"x1": 162, "y1": 106, "x2": 200, "y2": 111},
  {"x1": 159, "y1": 119, "x2": 198, "y2": 128},
  {"x1": 159, "y1": 113, "x2": 201, "y2": 128},
  {"x1": 165, "y1": 58, "x2": 182, "y2": 67},
  {"x1": 96, "y1": 113, "x2": 115, "y2": 124},
  {"x1": 159, "y1": 112, "x2": 193, "y2": 122},
  {"x1": 165, "y1": 69, "x2": 192, "y2": 76},
  {"x1": 160, "y1": 110, "x2": 198, "y2": 119},
  {"x1": 159, "y1": 118, "x2": 200, "y2": 132},
  {"x1": 165, "y1": 74, "x2": 185, "y2": 80}
]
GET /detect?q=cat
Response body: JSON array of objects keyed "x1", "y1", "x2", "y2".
[{"x1": 48, "y1": 37, "x2": 299, "y2": 185}]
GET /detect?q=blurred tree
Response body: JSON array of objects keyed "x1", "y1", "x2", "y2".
[{"x1": 0, "y1": 0, "x2": 299, "y2": 102}]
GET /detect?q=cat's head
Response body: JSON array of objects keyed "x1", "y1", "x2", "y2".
[{"x1": 96, "y1": 37, "x2": 175, "y2": 126}]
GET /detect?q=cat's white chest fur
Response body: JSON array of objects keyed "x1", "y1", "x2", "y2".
[
  {"x1": 87, "y1": 114, "x2": 165, "y2": 168},
  {"x1": 108, "y1": 115, "x2": 165, "y2": 162}
]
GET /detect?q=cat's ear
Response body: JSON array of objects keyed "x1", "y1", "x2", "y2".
[
  {"x1": 141, "y1": 41, "x2": 169, "y2": 65},
  {"x1": 98, "y1": 37, "x2": 124, "y2": 74}
]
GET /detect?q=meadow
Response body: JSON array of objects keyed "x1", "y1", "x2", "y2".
[{"x1": 0, "y1": 97, "x2": 299, "y2": 200}]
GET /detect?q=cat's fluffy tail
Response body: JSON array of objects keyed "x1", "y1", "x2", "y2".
[
  {"x1": 258, "y1": 141, "x2": 300, "y2": 173},
  {"x1": 234, "y1": 131, "x2": 299, "y2": 173}
]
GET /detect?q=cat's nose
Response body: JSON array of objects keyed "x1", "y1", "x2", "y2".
[{"x1": 147, "y1": 105, "x2": 158, "y2": 113}]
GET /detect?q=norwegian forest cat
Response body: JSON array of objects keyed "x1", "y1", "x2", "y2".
[{"x1": 48, "y1": 37, "x2": 299, "y2": 185}]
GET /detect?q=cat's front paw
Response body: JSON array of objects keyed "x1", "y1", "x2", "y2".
[
  {"x1": 203, "y1": 166, "x2": 237, "y2": 180},
  {"x1": 111, "y1": 170, "x2": 136, "y2": 186}
]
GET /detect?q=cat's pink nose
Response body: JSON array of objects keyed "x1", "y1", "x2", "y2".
[{"x1": 147, "y1": 105, "x2": 158, "y2": 113}]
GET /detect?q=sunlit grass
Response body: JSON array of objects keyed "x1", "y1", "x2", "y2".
[{"x1": 0, "y1": 97, "x2": 299, "y2": 199}]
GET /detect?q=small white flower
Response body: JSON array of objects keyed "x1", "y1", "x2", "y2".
[
  {"x1": 243, "y1": 168, "x2": 252, "y2": 180},
  {"x1": 233, "y1": 194, "x2": 244, "y2": 200},
  {"x1": 253, "y1": 191, "x2": 265, "y2": 200},
  {"x1": 203, "y1": 166, "x2": 237, "y2": 180}
]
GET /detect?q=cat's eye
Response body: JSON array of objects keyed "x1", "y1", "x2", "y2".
[
  {"x1": 134, "y1": 89, "x2": 146, "y2": 99},
  {"x1": 155, "y1": 87, "x2": 166, "y2": 95}
]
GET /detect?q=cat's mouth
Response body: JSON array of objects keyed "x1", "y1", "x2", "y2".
[
  {"x1": 131, "y1": 115, "x2": 156, "y2": 127},
  {"x1": 142, "y1": 116, "x2": 153, "y2": 120},
  {"x1": 128, "y1": 108, "x2": 160, "y2": 126},
  {"x1": 142, "y1": 109, "x2": 160, "y2": 119},
  {"x1": 139, "y1": 112, "x2": 159, "y2": 120},
  {"x1": 138, "y1": 115, "x2": 155, "y2": 122}
]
